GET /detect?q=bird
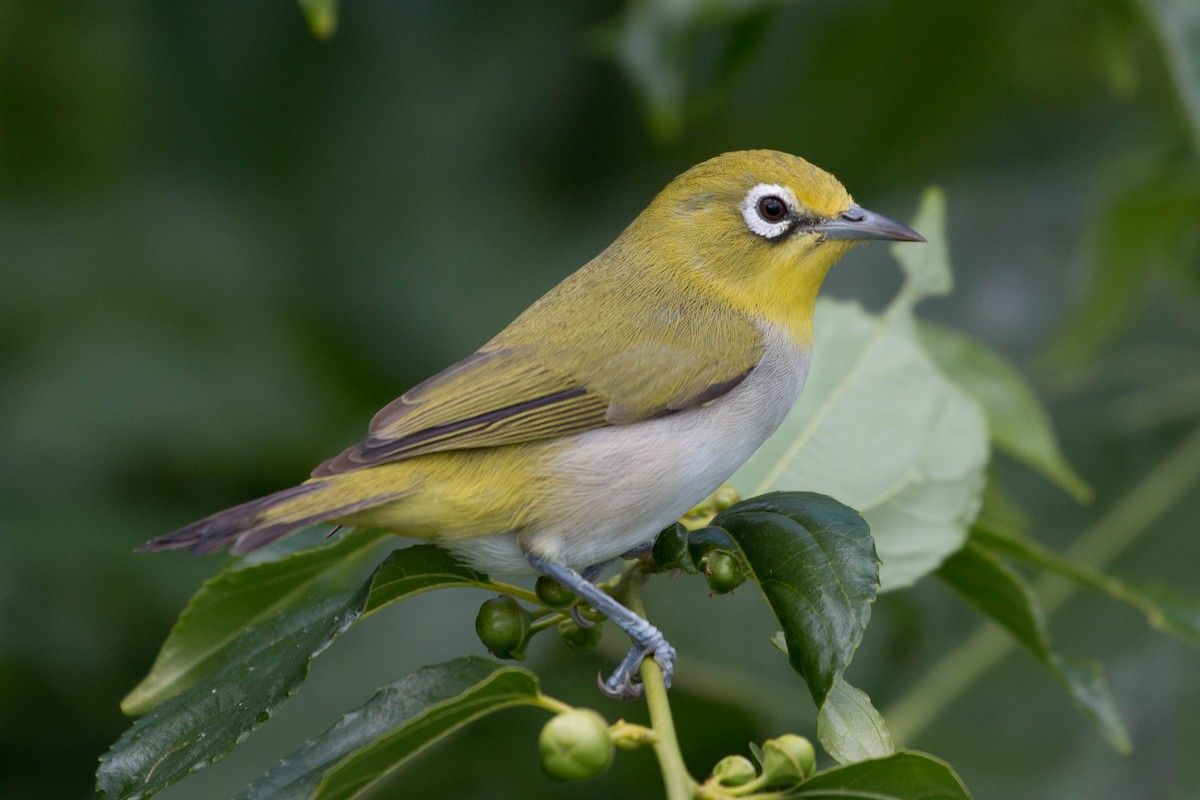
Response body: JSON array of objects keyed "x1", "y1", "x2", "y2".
[{"x1": 140, "y1": 150, "x2": 924, "y2": 699}]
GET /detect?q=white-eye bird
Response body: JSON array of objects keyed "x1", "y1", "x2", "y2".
[{"x1": 142, "y1": 150, "x2": 924, "y2": 698}]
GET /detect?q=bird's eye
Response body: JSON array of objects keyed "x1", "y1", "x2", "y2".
[
  {"x1": 757, "y1": 196, "x2": 787, "y2": 223},
  {"x1": 741, "y1": 183, "x2": 799, "y2": 240}
]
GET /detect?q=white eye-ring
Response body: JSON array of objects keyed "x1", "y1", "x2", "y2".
[{"x1": 742, "y1": 183, "x2": 799, "y2": 239}]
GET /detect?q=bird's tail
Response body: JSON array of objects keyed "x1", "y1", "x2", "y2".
[{"x1": 139, "y1": 479, "x2": 406, "y2": 556}]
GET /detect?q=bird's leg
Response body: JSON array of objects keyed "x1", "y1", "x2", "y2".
[
  {"x1": 525, "y1": 552, "x2": 675, "y2": 700},
  {"x1": 567, "y1": 560, "x2": 613, "y2": 629},
  {"x1": 580, "y1": 560, "x2": 612, "y2": 583}
]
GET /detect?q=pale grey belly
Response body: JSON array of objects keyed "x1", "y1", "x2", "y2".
[{"x1": 440, "y1": 335, "x2": 810, "y2": 574}]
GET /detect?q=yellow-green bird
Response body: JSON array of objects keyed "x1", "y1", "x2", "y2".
[{"x1": 142, "y1": 150, "x2": 923, "y2": 698}]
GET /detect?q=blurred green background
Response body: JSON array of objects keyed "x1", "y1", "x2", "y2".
[{"x1": 3, "y1": 1, "x2": 1199, "y2": 798}]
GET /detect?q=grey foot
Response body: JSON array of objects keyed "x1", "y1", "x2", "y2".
[
  {"x1": 525, "y1": 551, "x2": 676, "y2": 701},
  {"x1": 597, "y1": 637, "x2": 676, "y2": 700}
]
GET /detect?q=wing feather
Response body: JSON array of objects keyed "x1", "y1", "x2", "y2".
[
  {"x1": 313, "y1": 349, "x2": 610, "y2": 476},
  {"x1": 314, "y1": 264, "x2": 768, "y2": 477}
]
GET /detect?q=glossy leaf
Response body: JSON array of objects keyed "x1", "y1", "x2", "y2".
[
  {"x1": 651, "y1": 522, "x2": 699, "y2": 574},
  {"x1": 123, "y1": 528, "x2": 389, "y2": 716},
  {"x1": 817, "y1": 677, "x2": 895, "y2": 765},
  {"x1": 733, "y1": 189, "x2": 989, "y2": 590},
  {"x1": 787, "y1": 750, "x2": 971, "y2": 799},
  {"x1": 97, "y1": 581, "x2": 371, "y2": 800},
  {"x1": 102, "y1": 541, "x2": 530, "y2": 799},
  {"x1": 240, "y1": 658, "x2": 543, "y2": 800},
  {"x1": 363, "y1": 543, "x2": 519, "y2": 617},
  {"x1": 937, "y1": 542, "x2": 1131, "y2": 752},
  {"x1": 710, "y1": 492, "x2": 878, "y2": 707},
  {"x1": 920, "y1": 322, "x2": 1090, "y2": 501}
]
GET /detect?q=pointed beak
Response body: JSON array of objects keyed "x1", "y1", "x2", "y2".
[{"x1": 812, "y1": 205, "x2": 925, "y2": 243}]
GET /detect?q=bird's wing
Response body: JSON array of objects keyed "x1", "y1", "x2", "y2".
[{"x1": 312, "y1": 323, "x2": 764, "y2": 477}]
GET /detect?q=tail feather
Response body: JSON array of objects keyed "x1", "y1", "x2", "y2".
[
  {"x1": 226, "y1": 495, "x2": 403, "y2": 554},
  {"x1": 139, "y1": 482, "x2": 404, "y2": 556}
]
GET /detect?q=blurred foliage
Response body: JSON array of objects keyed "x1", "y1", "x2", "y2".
[
  {"x1": 2, "y1": 0, "x2": 1199, "y2": 798},
  {"x1": 297, "y1": 0, "x2": 338, "y2": 40}
]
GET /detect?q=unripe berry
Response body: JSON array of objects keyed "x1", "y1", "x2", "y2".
[
  {"x1": 535, "y1": 576, "x2": 577, "y2": 608},
  {"x1": 703, "y1": 550, "x2": 745, "y2": 594},
  {"x1": 538, "y1": 709, "x2": 614, "y2": 781},
  {"x1": 474, "y1": 595, "x2": 530, "y2": 660},
  {"x1": 759, "y1": 734, "x2": 816, "y2": 787},
  {"x1": 709, "y1": 754, "x2": 757, "y2": 786}
]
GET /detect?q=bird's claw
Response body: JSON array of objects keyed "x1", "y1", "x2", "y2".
[
  {"x1": 568, "y1": 604, "x2": 596, "y2": 629},
  {"x1": 597, "y1": 641, "x2": 676, "y2": 700},
  {"x1": 597, "y1": 669, "x2": 642, "y2": 700}
]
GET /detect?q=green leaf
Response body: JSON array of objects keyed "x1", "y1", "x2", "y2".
[
  {"x1": 920, "y1": 323, "x2": 1091, "y2": 501},
  {"x1": 101, "y1": 541, "x2": 524, "y2": 799},
  {"x1": 787, "y1": 750, "x2": 971, "y2": 799},
  {"x1": 123, "y1": 528, "x2": 389, "y2": 716},
  {"x1": 362, "y1": 543, "x2": 524, "y2": 617},
  {"x1": 650, "y1": 522, "x2": 699, "y2": 574},
  {"x1": 297, "y1": 0, "x2": 338, "y2": 39},
  {"x1": 817, "y1": 677, "x2": 895, "y2": 765},
  {"x1": 936, "y1": 542, "x2": 1131, "y2": 752},
  {"x1": 239, "y1": 658, "x2": 543, "y2": 800},
  {"x1": 973, "y1": 526, "x2": 1200, "y2": 647},
  {"x1": 97, "y1": 580, "x2": 371, "y2": 800},
  {"x1": 1120, "y1": 583, "x2": 1200, "y2": 647},
  {"x1": 892, "y1": 187, "x2": 952, "y2": 300},
  {"x1": 710, "y1": 492, "x2": 878, "y2": 707},
  {"x1": 733, "y1": 190, "x2": 988, "y2": 590}
]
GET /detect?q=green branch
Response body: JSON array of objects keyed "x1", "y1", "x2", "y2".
[{"x1": 618, "y1": 563, "x2": 697, "y2": 800}]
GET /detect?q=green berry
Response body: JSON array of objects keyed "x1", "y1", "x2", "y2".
[
  {"x1": 703, "y1": 550, "x2": 745, "y2": 594},
  {"x1": 538, "y1": 709, "x2": 614, "y2": 781},
  {"x1": 775, "y1": 734, "x2": 815, "y2": 777},
  {"x1": 474, "y1": 595, "x2": 530, "y2": 660},
  {"x1": 535, "y1": 576, "x2": 577, "y2": 608},
  {"x1": 759, "y1": 734, "x2": 816, "y2": 787},
  {"x1": 709, "y1": 754, "x2": 757, "y2": 787}
]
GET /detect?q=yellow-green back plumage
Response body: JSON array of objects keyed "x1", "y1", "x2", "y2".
[{"x1": 315, "y1": 151, "x2": 854, "y2": 474}]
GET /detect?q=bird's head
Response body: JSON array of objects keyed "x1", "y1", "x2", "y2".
[{"x1": 631, "y1": 150, "x2": 924, "y2": 334}]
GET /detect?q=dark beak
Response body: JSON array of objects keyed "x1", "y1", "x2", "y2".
[{"x1": 812, "y1": 205, "x2": 925, "y2": 242}]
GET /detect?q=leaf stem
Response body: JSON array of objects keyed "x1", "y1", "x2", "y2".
[
  {"x1": 533, "y1": 693, "x2": 577, "y2": 716},
  {"x1": 885, "y1": 421, "x2": 1200, "y2": 743},
  {"x1": 527, "y1": 613, "x2": 566, "y2": 637},
  {"x1": 488, "y1": 581, "x2": 542, "y2": 605},
  {"x1": 616, "y1": 563, "x2": 697, "y2": 800}
]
